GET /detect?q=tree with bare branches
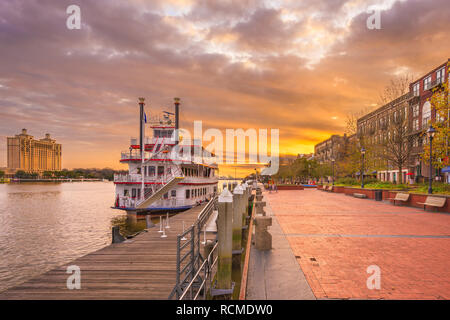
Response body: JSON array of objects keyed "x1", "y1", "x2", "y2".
[
  {"x1": 374, "y1": 74, "x2": 416, "y2": 184},
  {"x1": 379, "y1": 105, "x2": 415, "y2": 184},
  {"x1": 379, "y1": 74, "x2": 414, "y2": 105}
]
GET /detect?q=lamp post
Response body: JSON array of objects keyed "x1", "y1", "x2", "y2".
[
  {"x1": 331, "y1": 158, "x2": 335, "y2": 186},
  {"x1": 427, "y1": 125, "x2": 436, "y2": 194},
  {"x1": 361, "y1": 148, "x2": 366, "y2": 189}
]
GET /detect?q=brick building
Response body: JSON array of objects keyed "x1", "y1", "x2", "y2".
[
  {"x1": 314, "y1": 134, "x2": 353, "y2": 164},
  {"x1": 357, "y1": 59, "x2": 449, "y2": 183},
  {"x1": 408, "y1": 59, "x2": 449, "y2": 182}
]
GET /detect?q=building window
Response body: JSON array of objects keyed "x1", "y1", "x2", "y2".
[
  {"x1": 413, "y1": 119, "x2": 419, "y2": 131},
  {"x1": 412, "y1": 105, "x2": 419, "y2": 117},
  {"x1": 171, "y1": 190, "x2": 176, "y2": 197},
  {"x1": 437, "y1": 67, "x2": 445, "y2": 83},
  {"x1": 413, "y1": 82, "x2": 420, "y2": 96},
  {"x1": 186, "y1": 189, "x2": 190, "y2": 199},
  {"x1": 148, "y1": 166, "x2": 155, "y2": 176},
  {"x1": 424, "y1": 76, "x2": 431, "y2": 90},
  {"x1": 422, "y1": 101, "x2": 431, "y2": 126}
]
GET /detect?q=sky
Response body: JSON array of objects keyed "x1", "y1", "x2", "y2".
[{"x1": 0, "y1": 0, "x2": 449, "y2": 177}]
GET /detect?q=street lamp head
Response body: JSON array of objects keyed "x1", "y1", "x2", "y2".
[
  {"x1": 331, "y1": 158, "x2": 335, "y2": 163},
  {"x1": 427, "y1": 125, "x2": 436, "y2": 139},
  {"x1": 361, "y1": 148, "x2": 366, "y2": 155}
]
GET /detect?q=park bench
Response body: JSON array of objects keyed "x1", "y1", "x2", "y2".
[
  {"x1": 353, "y1": 193, "x2": 367, "y2": 199},
  {"x1": 388, "y1": 193, "x2": 410, "y2": 206},
  {"x1": 417, "y1": 196, "x2": 446, "y2": 211}
]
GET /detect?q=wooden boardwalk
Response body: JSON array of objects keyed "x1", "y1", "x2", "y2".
[{"x1": 0, "y1": 204, "x2": 206, "y2": 300}]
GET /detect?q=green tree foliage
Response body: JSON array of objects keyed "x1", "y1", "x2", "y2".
[{"x1": 422, "y1": 65, "x2": 449, "y2": 170}]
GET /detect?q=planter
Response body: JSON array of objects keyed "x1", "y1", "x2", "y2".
[
  {"x1": 394, "y1": 192, "x2": 450, "y2": 213},
  {"x1": 337, "y1": 187, "x2": 450, "y2": 213},
  {"x1": 332, "y1": 186, "x2": 345, "y2": 193},
  {"x1": 276, "y1": 185, "x2": 304, "y2": 190}
]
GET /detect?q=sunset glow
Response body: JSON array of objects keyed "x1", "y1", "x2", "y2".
[{"x1": 1, "y1": 0, "x2": 450, "y2": 177}]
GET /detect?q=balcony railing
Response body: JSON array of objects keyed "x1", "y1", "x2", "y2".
[
  {"x1": 430, "y1": 77, "x2": 444, "y2": 89},
  {"x1": 120, "y1": 151, "x2": 152, "y2": 161},
  {"x1": 116, "y1": 196, "x2": 191, "y2": 209}
]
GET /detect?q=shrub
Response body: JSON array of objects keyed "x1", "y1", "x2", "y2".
[{"x1": 335, "y1": 177, "x2": 359, "y2": 185}]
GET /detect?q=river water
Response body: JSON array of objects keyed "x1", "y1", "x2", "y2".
[
  {"x1": 0, "y1": 180, "x2": 243, "y2": 292},
  {"x1": 0, "y1": 182, "x2": 148, "y2": 292},
  {"x1": 0, "y1": 180, "x2": 242, "y2": 293}
]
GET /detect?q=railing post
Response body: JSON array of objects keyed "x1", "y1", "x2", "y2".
[
  {"x1": 232, "y1": 185, "x2": 244, "y2": 260},
  {"x1": 175, "y1": 235, "x2": 181, "y2": 299},
  {"x1": 217, "y1": 188, "x2": 233, "y2": 291},
  {"x1": 112, "y1": 226, "x2": 125, "y2": 244}
]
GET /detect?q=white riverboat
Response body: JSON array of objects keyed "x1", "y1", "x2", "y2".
[{"x1": 113, "y1": 98, "x2": 218, "y2": 214}]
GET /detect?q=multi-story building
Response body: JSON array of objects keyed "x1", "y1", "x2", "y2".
[
  {"x1": 408, "y1": 59, "x2": 449, "y2": 182},
  {"x1": 357, "y1": 59, "x2": 449, "y2": 183},
  {"x1": 357, "y1": 93, "x2": 411, "y2": 183},
  {"x1": 7, "y1": 129, "x2": 62, "y2": 174},
  {"x1": 314, "y1": 134, "x2": 351, "y2": 164}
]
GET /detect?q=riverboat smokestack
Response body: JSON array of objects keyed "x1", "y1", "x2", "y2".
[
  {"x1": 138, "y1": 97, "x2": 145, "y2": 156},
  {"x1": 174, "y1": 97, "x2": 180, "y2": 143}
]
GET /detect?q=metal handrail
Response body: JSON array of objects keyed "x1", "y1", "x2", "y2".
[
  {"x1": 179, "y1": 241, "x2": 219, "y2": 300},
  {"x1": 169, "y1": 196, "x2": 218, "y2": 300}
]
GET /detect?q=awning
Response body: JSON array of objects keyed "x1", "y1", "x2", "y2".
[
  {"x1": 406, "y1": 172, "x2": 414, "y2": 176},
  {"x1": 442, "y1": 166, "x2": 450, "y2": 173},
  {"x1": 371, "y1": 171, "x2": 377, "y2": 174}
]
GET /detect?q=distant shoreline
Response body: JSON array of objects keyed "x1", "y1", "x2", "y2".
[{"x1": 8, "y1": 178, "x2": 109, "y2": 183}]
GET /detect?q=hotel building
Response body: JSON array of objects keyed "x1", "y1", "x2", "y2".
[{"x1": 7, "y1": 129, "x2": 62, "y2": 174}]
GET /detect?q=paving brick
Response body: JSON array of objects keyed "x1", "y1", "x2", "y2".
[{"x1": 266, "y1": 189, "x2": 450, "y2": 300}]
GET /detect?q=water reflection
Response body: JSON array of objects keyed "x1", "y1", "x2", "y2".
[
  {"x1": 0, "y1": 180, "x2": 237, "y2": 292},
  {"x1": 0, "y1": 182, "x2": 127, "y2": 292}
]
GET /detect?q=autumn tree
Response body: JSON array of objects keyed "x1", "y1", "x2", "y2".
[
  {"x1": 379, "y1": 105, "x2": 415, "y2": 184},
  {"x1": 376, "y1": 74, "x2": 416, "y2": 184},
  {"x1": 422, "y1": 63, "x2": 449, "y2": 170}
]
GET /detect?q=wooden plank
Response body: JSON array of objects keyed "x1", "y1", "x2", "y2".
[{"x1": 0, "y1": 203, "x2": 207, "y2": 300}]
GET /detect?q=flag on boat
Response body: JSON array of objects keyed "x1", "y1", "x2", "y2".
[{"x1": 144, "y1": 112, "x2": 147, "y2": 123}]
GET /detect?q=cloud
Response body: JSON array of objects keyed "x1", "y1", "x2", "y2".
[{"x1": 0, "y1": 0, "x2": 449, "y2": 172}]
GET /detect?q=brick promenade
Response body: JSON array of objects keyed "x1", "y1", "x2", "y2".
[{"x1": 266, "y1": 189, "x2": 450, "y2": 300}]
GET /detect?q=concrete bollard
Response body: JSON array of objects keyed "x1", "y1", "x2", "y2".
[
  {"x1": 254, "y1": 216, "x2": 272, "y2": 251},
  {"x1": 145, "y1": 215, "x2": 155, "y2": 228},
  {"x1": 217, "y1": 188, "x2": 233, "y2": 290},
  {"x1": 112, "y1": 226, "x2": 125, "y2": 243},
  {"x1": 255, "y1": 201, "x2": 266, "y2": 216},
  {"x1": 232, "y1": 185, "x2": 244, "y2": 257}
]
